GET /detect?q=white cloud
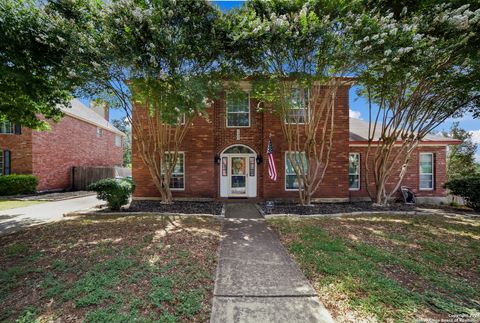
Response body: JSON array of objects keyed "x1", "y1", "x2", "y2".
[
  {"x1": 469, "y1": 130, "x2": 480, "y2": 162},
  {"x1": 349, "y1": 109, "x2": 362, "y2": 119},
  {"x1": 470, "y1": 130, "x2": 480, "y2": 144}
]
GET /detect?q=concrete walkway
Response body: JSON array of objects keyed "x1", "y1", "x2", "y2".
[
  {"x1": 211, "y1": 203, "x2": 333, "y2": 323},
  {"x1": 0, "y1": 195, "x2": 101, "y2": 235}
]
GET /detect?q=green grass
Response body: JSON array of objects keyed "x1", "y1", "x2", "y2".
[
  {"x1": 0, "y1": 200, "x2": 45, "y2": 211},
  {"x1": 0, "y1": 215, "x2": 220, "y2": 322},
  {"x1": 268, "y1": 214, "x2": 480, "y2": 322}
]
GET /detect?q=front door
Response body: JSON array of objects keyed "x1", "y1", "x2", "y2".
[{"x1": 230, "y1": 156, "x2": 247, "y2": 196}]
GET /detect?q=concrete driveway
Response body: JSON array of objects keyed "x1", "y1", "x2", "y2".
[{"x1": 0, "y1": 195, "x2": 101, "y2": 235}]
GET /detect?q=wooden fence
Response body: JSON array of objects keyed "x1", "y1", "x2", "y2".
[{"x1": 72, "y1": 166, "x2": 132, "y2": 191}]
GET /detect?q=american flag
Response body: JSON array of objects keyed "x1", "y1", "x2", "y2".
[{"x1": 267, "y1": 137, "x2": 277, "y2": 181}]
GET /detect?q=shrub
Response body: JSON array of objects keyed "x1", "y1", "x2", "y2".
[
  {"x1": 0, "y1": 174, "x2": 38, "y2": 196},
  {"x1": 444, "y1": 176, "x2": 480, "y2": 211},
  {"x1": 88, "y1": 178, "x2": 135, "y2": 211}
]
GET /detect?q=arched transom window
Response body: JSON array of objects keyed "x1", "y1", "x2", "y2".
[{"x1": 223, "y1": 145, "x2": 255, "y2": 154}]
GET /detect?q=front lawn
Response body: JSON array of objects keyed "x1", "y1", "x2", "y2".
[
  {"x1": 0, "y1": 200, "x2": 45, "y2": 211},
  {"x1": 0, "y1": 215, "x2": 220, "y2": 322},
  {"x1": 268, "y1": 214, "x2": 480, "y2": 322}
]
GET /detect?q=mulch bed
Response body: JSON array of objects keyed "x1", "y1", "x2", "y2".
[
  {"x1": 260, "y1": 201, "x2": 455, "y2": 215},
  {"x1": 128, "y1": 200, "x2": 223, "y2": 215}
]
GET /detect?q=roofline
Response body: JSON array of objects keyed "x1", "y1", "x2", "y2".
[
  {"x1": 62, "y1": 110, "x2": 126, "y2": 137},
  {"x1": 349, "y1": 139, "x2": 461, "y2": 146},
  {"x1": 225, "y1": 76, "x2": 355, "y2": 85}
]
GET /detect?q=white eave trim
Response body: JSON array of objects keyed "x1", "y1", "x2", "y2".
[
  {"x1": 349, "y1": 142, "x2": 452, "y2": 147},
  {"x1": 62, "y1": 110, "x2": 126, "y2": 137}
]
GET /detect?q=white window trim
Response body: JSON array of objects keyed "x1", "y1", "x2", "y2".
[
  {"x1": 419, "y1": 152, "x2": 434, "y2": 191},
  {"x1": 225, "y1": 92, "x2": 251, "y2": 128},
  {"x1": 115, "y1": 135, "x2": 122, "y2": 147},
  {"x1": 284, "y1": 152, "x2": 307, "y2": 191},
  {"x1": 349, "y1": 153, "x2": 361, "y2": 191},
  {"x1": 96, "y1": 127, "x2": 103, "y2": 138},
  {"x1": 162, "y1": 151, "x2": 185, "y2": 191},
  {"x1": 0, "y1": 121, "x2": 14, "y2": 135},
  {"x1": 285, "y1": 88, "x2": 310, "y2": 125},
  {"x1": 177, "y1": 113, "x2": 186, "y2": 125}
]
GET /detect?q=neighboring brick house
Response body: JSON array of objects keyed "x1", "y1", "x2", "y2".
[
  {"x1": 0, "y1": 99, "x2": 125, "y2": 191},
  {"x1": 132, "y1": 82, "x2": 459, "y2": 203}
]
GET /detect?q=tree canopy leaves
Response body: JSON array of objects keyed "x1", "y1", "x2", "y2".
[{"x1": 0, "y1": 0, "x2": 102, "y2": 128}]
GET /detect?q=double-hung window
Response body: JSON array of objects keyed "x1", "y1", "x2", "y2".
[
  {"x1": 163, "y1": 152, "x2": 185, "y2": 190},
  {"x1": 349, "y1": 153, "x2": 360, "y2": 190},
  {"x1": 226, "y1": 92, "x2": 250, "y2": 127},
  {"x1": 419, "y1": 153, "x2": 434, "y2": 190},
  {"x1": 285, "y1": 152, "x2": 307, "y2": 190},
  {"x1": 0, "y1": 150, "x2": 3, "y2": 175},
  {"x1": 0, "y1": 150, "x2": 10, "y2": 175},
  {"x1": 115, "y1": 135, "x2": 122, "y2": 147},
  {"x1": 286, "y1": 88, "x2": 309, "y2": 124},
  {"x1": 0, "y1": 121, "x2": 14, "y2": 134}
]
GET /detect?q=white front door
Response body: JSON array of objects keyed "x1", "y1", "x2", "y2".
[
  {"x1": 230, "y1": 156, "x2": 247, "y2": 196},
  {"x1": 219, "y1": 147, "x2": 257, "y2": 198}
]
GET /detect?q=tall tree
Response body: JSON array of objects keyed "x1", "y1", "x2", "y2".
[
  {"x1": 227, "y1": 0, "x2": 353, "y2": 205},
  {"x1": 349, "y1": 4, "x2": 480, "y2": 205},
  {"x1": 0, "y1": 0, "x2": 101, "y2": 129},
  {"x1": 442, "y1": 122, "x2": 479, "y2": 180},
  {"x1": 86, "y1": 0, "x2": 224, "y2": 203}
]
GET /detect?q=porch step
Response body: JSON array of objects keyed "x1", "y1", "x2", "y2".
[{"x1": 224, "y1": 203, "x2": 262, "y2": 219}]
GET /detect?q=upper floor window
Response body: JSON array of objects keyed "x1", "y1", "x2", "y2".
[
  {"x1": 349, "y1": 153, "x2": 360, "y2": 190},
  {"x1": 115, "y1": 135, "x2": 122, "y2": 147},
  {"x1": 226, "y1": 92, "x2": 250, "y2": 127},
  {"x1": 286, "y1": 88, "x2": 309, "y2": 124},
  {"x1": 162, "y1": 152, "x2": 185, "y2": 190},
  {"x1": 285, "y1": 152, "x2": 307, "y2": 190},
  {"x1": 419, "y1": 153, "x2": 434, "y2": 190},
  {"x1": 0, "y1": 121, "x2": 14, "y2": 134},
  {"x1": 96, "y1": 127, "x2": 103, "y2": 138}
]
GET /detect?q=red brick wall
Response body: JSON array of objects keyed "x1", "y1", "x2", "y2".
[
  {"x1": 32, "y1": 115, "x2": 123, "y2": 191},
  {"x1": 261, "y1": 86, "x2": 350, "y2": 200},
  {"x1": 349, "y1": 145, "x2": 448, "y2": 200},
  {"x1": 131, "y1": 85, "x2": 450, "y2": 201},
  {"x1": 132, "y1": 106, "x2": 216, "y2": 198},
  {"x1": 213, "y1": 92, "x2": 265, "y2": 198},
  {"x1": 132, "y1": 86, "x2": 351, "y2": 200},
  {"x1": 0, "y1": 128, "x2": 33, "y2": 175}
]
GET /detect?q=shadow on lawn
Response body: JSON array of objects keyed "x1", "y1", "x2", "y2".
[
  {"x1": 268, "y1": 214, "x2": 480, "y2": 322},
  {"x1": 0, "y1": 215, "x2": 221, "y2": 322}
]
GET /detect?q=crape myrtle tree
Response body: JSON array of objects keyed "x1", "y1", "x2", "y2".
[
  {"x1": 349, "y1": 4, "x2": 480, "y2": 205},
  {"x1": 88, "y1": 0, "x2": 224, "y2": 204},
  {"x1": 226, "y1": 0, "x2": 353, "y2": 205},
  {"x1": 0, "y1": 0, "x2": 102, "y2": 129}
]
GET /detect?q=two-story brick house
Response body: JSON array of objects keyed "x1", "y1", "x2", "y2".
[
  {"x1": 132, "y1": 82, "x2": 458, "y2": 203},
  {"x1": 0, "y1": 99, "x2": 125, "y2": 192}
]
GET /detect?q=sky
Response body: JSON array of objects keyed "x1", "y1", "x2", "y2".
[{"x1": 106, "y1": 0, "x2": 480, "y2": 161}]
